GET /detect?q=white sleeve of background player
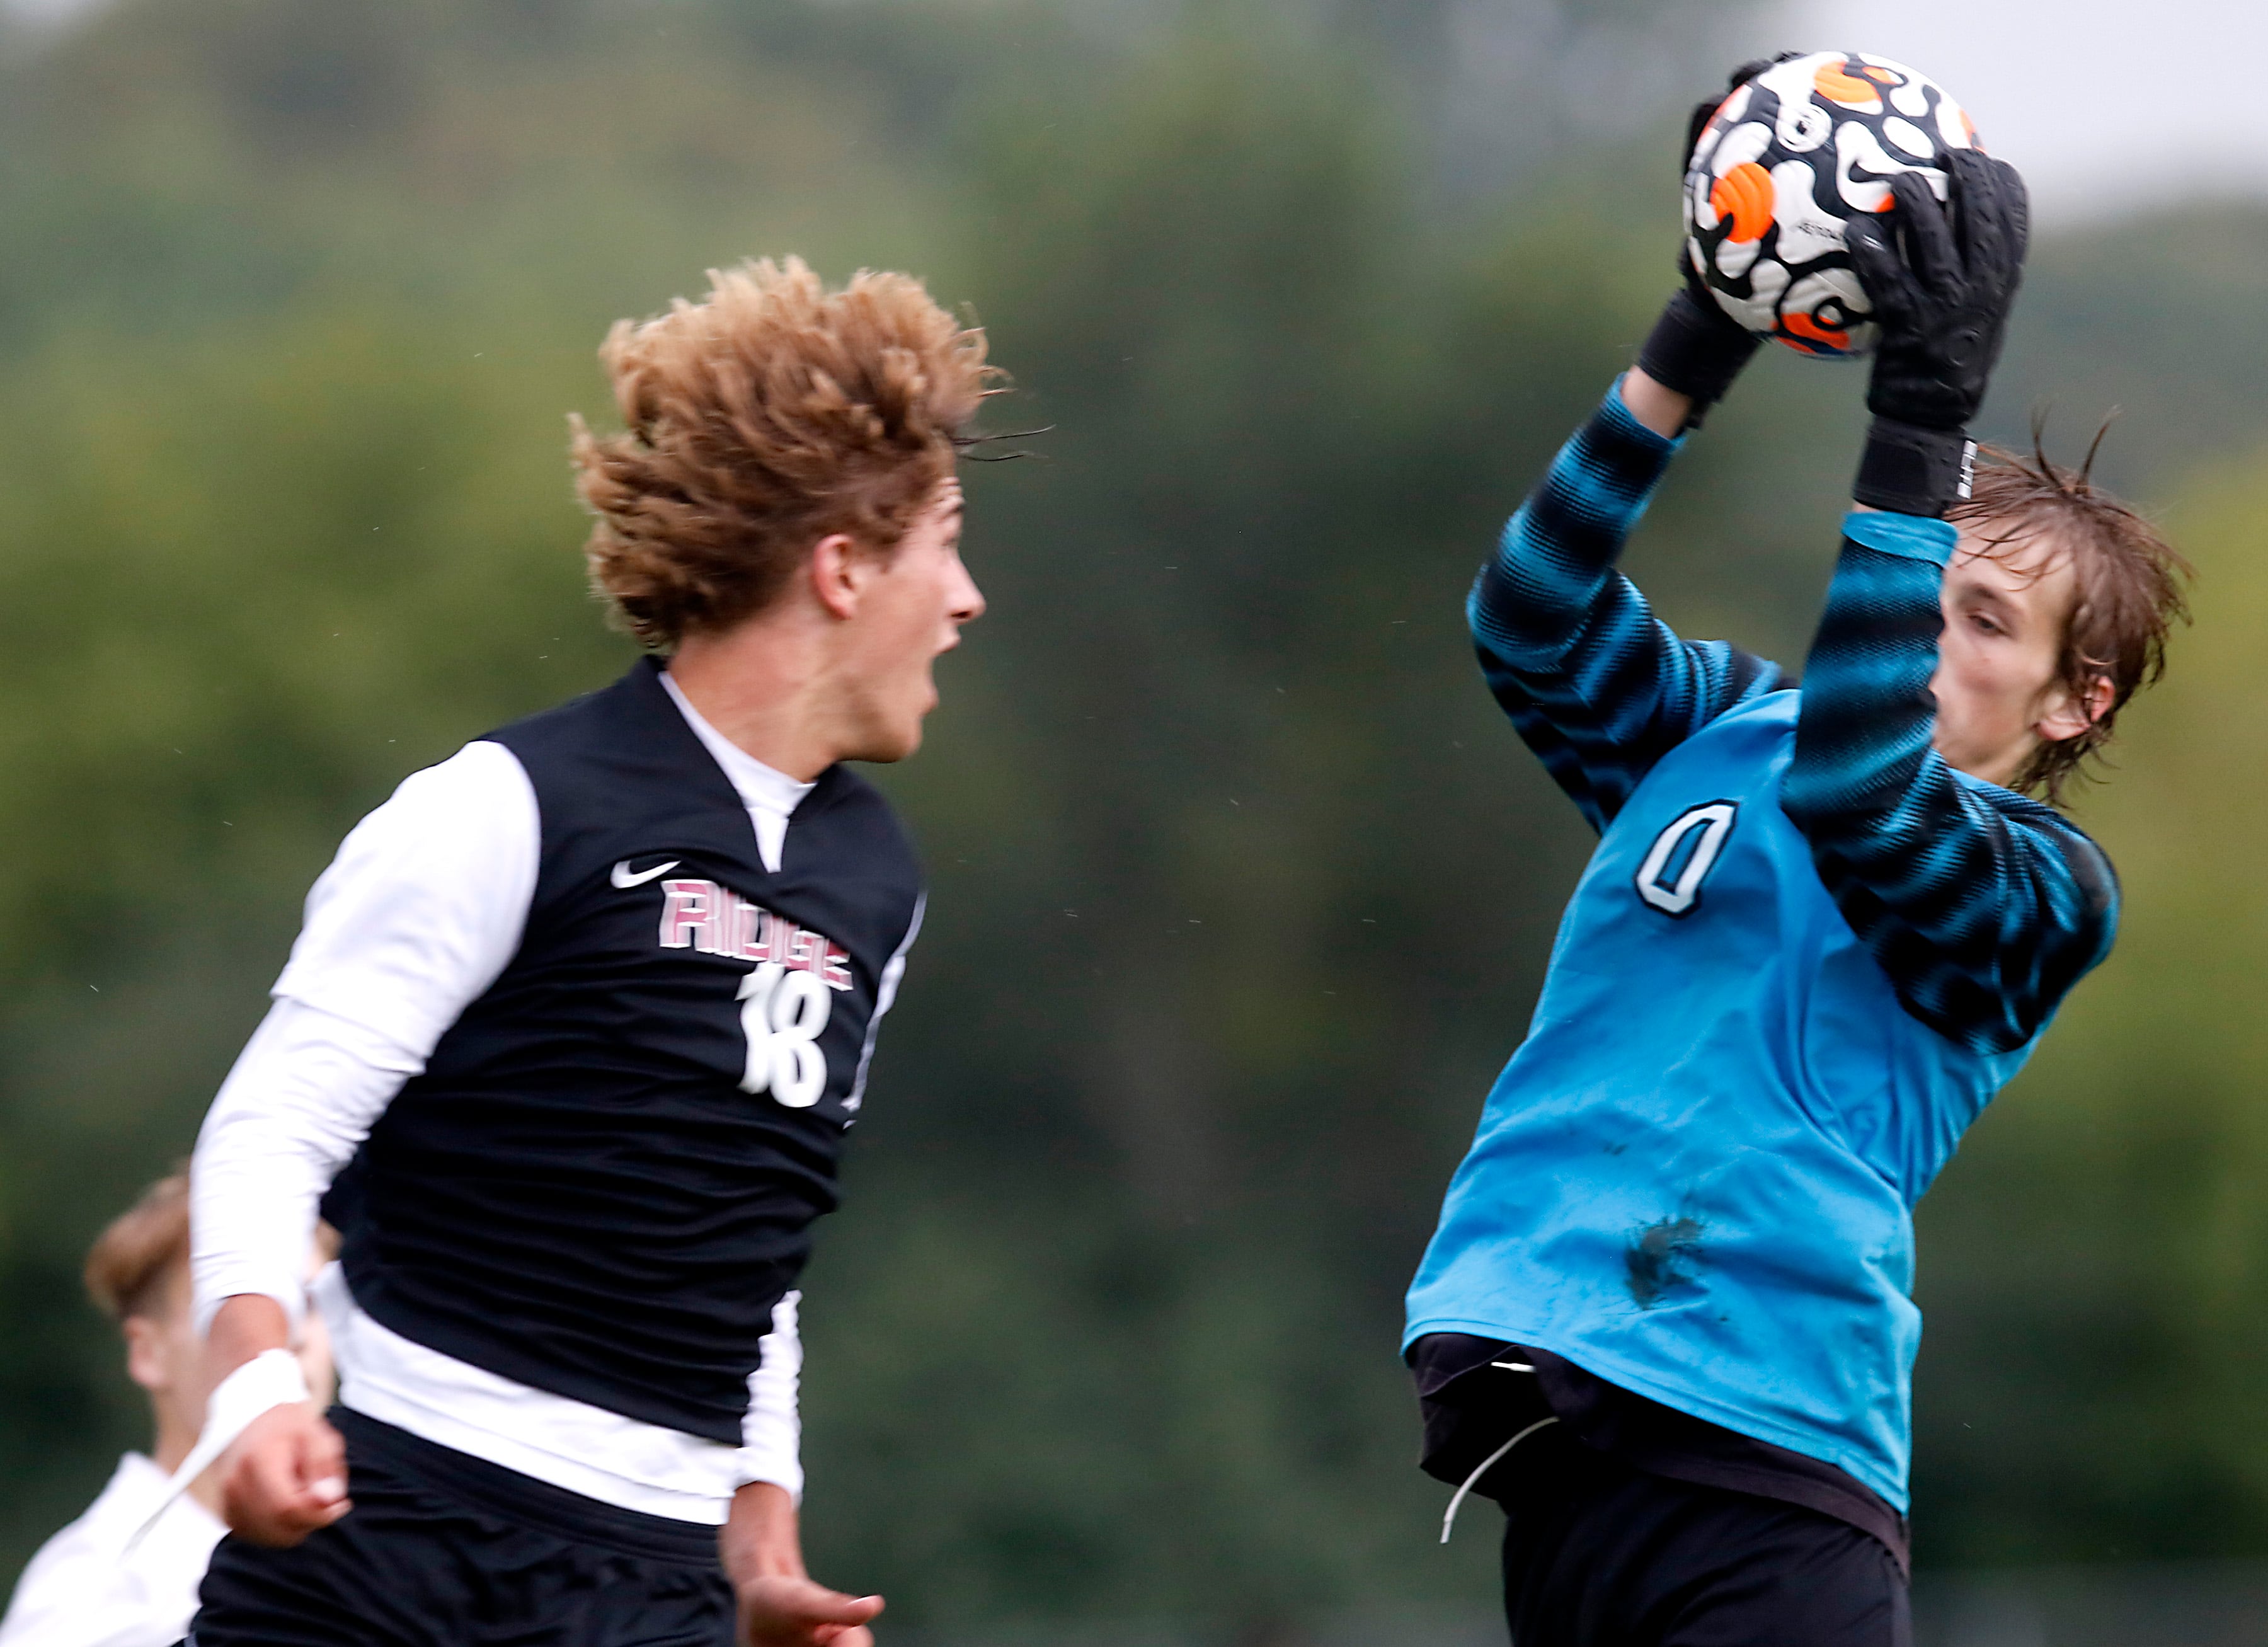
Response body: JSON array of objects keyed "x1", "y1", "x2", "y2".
[
  {"x1": 738, "y1": 1291, "x2": 805, "y2": 1501},
  {"x1": 190, "y1": 741, "x2": 540, "y2": 1336}
]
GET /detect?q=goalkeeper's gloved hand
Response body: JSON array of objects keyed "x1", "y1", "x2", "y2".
[
  {"x1": 1844, "y1": 147, "x2": 2031, "y2": 515},
  {"x1": 1634, "y1": 289, "x2": 1757, "y2": 428},
  {"x1": 1634, "y1": 55, "x2": 1795, "y2": 425}
]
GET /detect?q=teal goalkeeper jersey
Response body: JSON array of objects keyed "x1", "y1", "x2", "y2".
[{"x1": 1405, "y1": 384, "x2": 2117, "y2": 1510}]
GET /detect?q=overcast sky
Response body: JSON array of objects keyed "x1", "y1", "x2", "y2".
[
  {"x1": 4, "y1": 0, "x2": 2261, "y2": 227},
  {"x1": 1770, "y1": 0, "x2": 2268, "y2": 224}
]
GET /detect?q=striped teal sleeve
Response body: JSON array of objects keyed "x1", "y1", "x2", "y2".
[
  {"x1": 1469, "y1": 380, "x2": 1785, "y2": 832},
  {"x1": 1780, "y1": 510, "x2": 2120, "y2": 1054}
]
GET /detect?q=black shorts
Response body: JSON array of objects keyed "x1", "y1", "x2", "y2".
[
  {"x1": 188, "y1": 1408, "x2": 736, "y2": 1647},
  {"x1": 1499, "y1": 1429, "x2": 1910, "y2": 1647}
]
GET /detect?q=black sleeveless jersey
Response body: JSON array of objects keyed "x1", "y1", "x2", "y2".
[{"x1": 332, "y1": 658, "x2": 924, "y2": 1444}]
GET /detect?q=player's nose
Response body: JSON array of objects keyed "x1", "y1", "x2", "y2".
[{"x1": 949, "y1": 558, "x2": 986, "y2": 624}]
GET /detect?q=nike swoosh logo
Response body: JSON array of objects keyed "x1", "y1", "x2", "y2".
[{"x1": 610, "y1": 859, "x2": 680, "y2": 890}]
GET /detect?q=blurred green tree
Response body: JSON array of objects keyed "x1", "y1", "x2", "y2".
[{"x1": 1908, "y1": 450, "x2": 2268, "y2": 1568}]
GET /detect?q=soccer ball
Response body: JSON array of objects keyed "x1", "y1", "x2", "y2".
[{"x1": 1683, "y1": 50, "x2": 1978, "y2": 359}]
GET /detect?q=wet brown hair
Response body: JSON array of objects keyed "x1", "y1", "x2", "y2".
[
  {"x1": 1952, "y1": 428, "x2": 2191, "y2": 805},
  {"x1": 571, "y1": 258, "x2": 999, "y2": 650},
  {"x1": 84, "y1": 1171, "x2": 190, "y2": 1323}
]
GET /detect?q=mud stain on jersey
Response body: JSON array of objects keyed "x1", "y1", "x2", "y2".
[{"x1": 1625, "y1": 1215, "x2": 1707, "y2": 1309}]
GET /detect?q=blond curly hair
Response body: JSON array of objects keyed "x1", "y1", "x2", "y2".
[{"x1": 570, "y1": 258, "x2": 996, "y2": 649}]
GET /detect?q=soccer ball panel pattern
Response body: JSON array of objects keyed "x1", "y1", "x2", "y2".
[{"x1": 1683, "y1": 50, "x2": 1976, "y2": 359}]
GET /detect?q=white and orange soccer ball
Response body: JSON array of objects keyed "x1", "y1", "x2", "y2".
[{"x1": 1683, "y1": 50, "x2": 1978, "y2": 359}]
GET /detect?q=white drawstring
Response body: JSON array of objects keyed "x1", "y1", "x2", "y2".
[{"x1": 1439, "y1": 1415, "x2": 1558, "y2": 1544}]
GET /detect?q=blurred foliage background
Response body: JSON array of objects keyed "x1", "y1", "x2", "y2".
[{"x1": 1, "y1": 0, "x2": 2264, "y2": 1636}]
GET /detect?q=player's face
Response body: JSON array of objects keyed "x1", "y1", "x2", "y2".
[
  {"x1": 839, "y1": 477, "x2": 983, "y2": 762},
  {"x1": 122, "y1": 1266, "x2": 221, "y2": 1460},
  {"x1": 1930, "y1": 524, "x2": 2100, "y2": 790}
]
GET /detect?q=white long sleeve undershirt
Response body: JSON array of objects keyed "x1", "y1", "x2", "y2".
[{"x1": 190, "y1": 682, "x2": 820, "y2": 1522}]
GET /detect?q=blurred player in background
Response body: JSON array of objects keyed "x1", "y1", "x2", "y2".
[
  {"x1": 0, "y1": 1174, "x2": 332, "y2": 1647},
  {"x1": 183, "y1": 258, "x2": 990, "y2": 1647},
  {"x1": 1403, "y1": 74, "x2": 2187, "y2": 1647}
]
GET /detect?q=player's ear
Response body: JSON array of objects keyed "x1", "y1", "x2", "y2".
[
  {"x1": 2035, "y1": 672, "x2": 2112, "y2": 744},
  {"x1": 807, "y1": 532, "x2": 864, "y2": 621},
  {"x1": 122, "y1": 1314, "x2": 166, "y2": 1394}
]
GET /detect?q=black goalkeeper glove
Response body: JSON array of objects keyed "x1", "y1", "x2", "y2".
[
  {"x1": 1844, "y1": 147, "x2": 2031, "y2": 515},
  {"x1": 1634, "y1": 55, "x2": 1797, "y2": 423},
  {"x1": 1634, "y1": 289, "x2": 1758, "y2": 427}
]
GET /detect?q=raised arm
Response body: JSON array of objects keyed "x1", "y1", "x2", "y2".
[
  {"x1": 1470, "y1": 372, "x2": 1783, "y2": 832},
  {"x1": 1780, "y1": 149, "x2": 2112, "y2": 1053},
  {"x1": 1470, "y1": 67, "x2": 1807, "y2": 832},
  {"x1": 1780, "y1": 512, "x2": 2116, "y2": 1053}
]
